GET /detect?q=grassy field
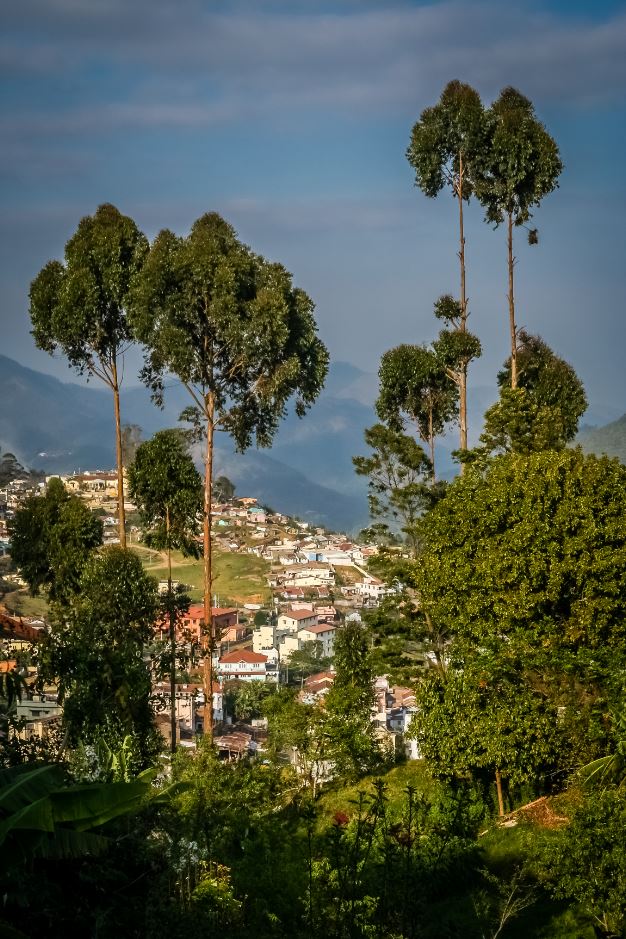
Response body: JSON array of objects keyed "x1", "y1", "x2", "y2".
[
  {"x1": 134, "y1": 545, "x2": 270, "y2": 605},
  {"x1": 1, "y1": 588, "x2": 49, "y2": 620}
]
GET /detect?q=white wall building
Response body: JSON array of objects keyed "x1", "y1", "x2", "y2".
[
  {"x1": 277, "y1": 608, "x2": 319, "y2": 633},
  {"x1": 298, "y1": 622, "x2": 337, "y2": 658}
]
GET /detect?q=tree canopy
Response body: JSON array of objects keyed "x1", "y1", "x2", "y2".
[
  {"x1": 128, "y1": 429, "x2": 202, "y2": 558},
  {"x1": 29, "y1": 204, "x2": 149, "y2": 545},
  {"x1": 8, "y1": 477, "x2": 103, "y2": 604},
  {"x1": 474, "y1": 333, "x2": 587, "y2": 457},
  {"x1": 353, "y1": 423, "x2": 434, "y2": 556},
  {"x1": 376, "y1": 344, "x2": 457, "y2": 479},
  {"x1": 38, "y1": 546, "x2": 159, "y2": 762},
  {"x1": 415, "y1": 449, "x2": 626, "y2": 663}
]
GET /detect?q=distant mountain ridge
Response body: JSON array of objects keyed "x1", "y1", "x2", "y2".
[
  {"x1": 577, "y1": 414, "x2": 626, "y2": 464},
  {"x1": 0, "y1": 354, "x2": 369, "y2": 531}
]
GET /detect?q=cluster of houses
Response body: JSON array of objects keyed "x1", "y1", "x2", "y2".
[{"x1": 1, "y1": 477, "x2": 420, "y2": 769}]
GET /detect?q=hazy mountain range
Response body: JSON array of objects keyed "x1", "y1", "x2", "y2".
[
  {"x1": 0, "y1": 355, "x2": 373, "y2": 531},
  {"x1": 1, "y1": 353, "x2": 624, "y2": 532}
]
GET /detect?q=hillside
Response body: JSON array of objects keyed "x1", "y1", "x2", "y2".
[
  {"x1": 0, "y1": 354, "x2": 369, "y2": 531},
  {"x1": 577, "y1": 413, "x2": 626, "y2": 463}
]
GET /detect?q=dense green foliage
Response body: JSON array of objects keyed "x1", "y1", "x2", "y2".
[
  {"x1": 130, "y1": 212, "x2": 329, "y2": 450},
  {"x1": 38, "y1": 547, "x2": 160, "y2": 762},
  {"x1": 8, "y1": 477, "x2": 103, "y2": 603},
  {"x1": 479, "y1": 332, "x2": 588, "y2": 454},
  {"x1": 128, "y1": 429, "x2": 202, "y2": 558}
]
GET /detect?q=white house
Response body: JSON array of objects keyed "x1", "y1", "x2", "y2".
[
  {"x1": 298, "y1": 622, "x2": 337, "y2": 658},
  {"x1": 277, "y1": 608, "x2": 318, "y2": 633},
  {"x1": 252, "y1": 623, "x2": 276, "y2": 654},
  {"x1": 354, "y1": 575, "x2": 391, "y2": 601},
  {"x1": 217, "y1": 650, "x2": 270, "y2": 682}
]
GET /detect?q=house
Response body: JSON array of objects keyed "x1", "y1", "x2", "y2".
[
  {"x1": 280, "y1": 563, "x2": 335, "y2": 588},
  {"x1": 221, "y1": 623, "x2": 248, "y2": 643},
  {"x1": 277, "y1": 608, "x2": 318, "y2": 633},
  {"x1": 299, "y1": 670, "x2": 335, "y2": 702},
  {"x1": 297, "y1": 622, "x2": 337, "y2": 658},
  {"x1": 217, "y1": 649, "x2": 277, "y2": 683},
  {"x1": 252, "y1": 623, "x2": 276, "y2": 654},
  {"x1": 280, "y1": 586, "x2": 305, "y2": 601},
  {"x1": 152, "y1": 680, "x2": 223, "y2": 734},
  {"x1": 354, "y1": 575, "x2": 391, "y2": 601},
  {"x1": 0, "y1": 609, "x2": 43, "y2": 649},
  {"x1": 180, "y1": 605, "x2": 239, "y2": 641}
]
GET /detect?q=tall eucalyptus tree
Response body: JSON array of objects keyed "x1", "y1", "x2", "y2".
[
  {"x1": 29, "y1": 204, "x2": 148, "y2": 546},
  {"x1": 407, "y1": 81, "x2": 485, "y2": 451},
  {"x1": 476, "y1": 88, "x2": 563, "y2": 388},
  {"x1": 130, "y1": 213, "x2": 328, "y2": 737}
]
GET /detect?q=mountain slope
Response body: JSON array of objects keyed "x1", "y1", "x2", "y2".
[
  {"x1": 0, "y1": 355, "x2": 368, "y2": 530},
  {"x1": 577, "y1": 414, "x2": 626, "y2": 463}
]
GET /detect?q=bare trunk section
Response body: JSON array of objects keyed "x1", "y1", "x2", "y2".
[
  {"x1": 166, "y1": 507, "x2": 176, "y2": 755},
  {"x1": 111, "y1": 356, "x2": 127, "y2": 548},
  {"x1": 202, "y1": 394, "x2": 215, "y2": 740},
  {"x1": 428, "y1": 406, "x2": 436, "y2": 482},
  {"x1": 495, "y1": 768, "x2": 505, "y2": 817},
  {"x1": 457, "y1": 153, "x2": 468, "y2": 461},
  {"x1": 507, "y1": 212, "x2": 518, "y2": 389}
]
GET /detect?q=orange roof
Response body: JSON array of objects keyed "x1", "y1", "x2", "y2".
[
  {"x1": 302, "y1": 622, "x2": 336, "y2": 634},
  {"x1": 184, "y1": 605, "x2": 238, "y2": 619},
  {"x1": 280, "y1": 608, "x2": 317, "y2": 621},
  {"x1": 0, "y1": 610, "x2": 42, "y2": 644},
  {"x1": 219, "y1": 649, "x2": 267, "y2": 664}
]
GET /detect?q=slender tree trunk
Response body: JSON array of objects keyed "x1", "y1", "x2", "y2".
[
  {"x1": 507, "y1": 212, "x2": 518, "y2": 389},
  {"x1": 202, "y1": 394, "x2": 215, "y2": 740},
  {"x1": 166, "y1": 507, "x2": 176, "y2": 755},
  {"x1": 457, "y1": 155, "x2": 468, "y2": 461},
  {"x1": 111, "y1": 356, "x2": 127, "y2": 548},
  {"x1": 495, "y1": 768, "x2": 505, "y2": 817},
  {"x1": 428, "y1": 407, "x2": 436, "y2": 482}
]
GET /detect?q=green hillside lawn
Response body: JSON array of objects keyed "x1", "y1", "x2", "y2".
[
  {"x1": 1, "y1": 588, "x2": 49, "y2": 620},
  {"x1": 134, "y1": 545, "x2": 270, "y2": 605}
]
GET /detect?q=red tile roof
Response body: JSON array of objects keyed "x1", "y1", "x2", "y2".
[
  {"x1": 280, "y1": 608, "x2": 318, "y2": 621},
  {"x1": 184, "y1": 604, "x2": 238, "y2": 620},
  {"x1": 0, "y1": 610, "x2": 42, "y2": 644},
  {"x1": 301, "y1": 622, "x2": 336, "y2": 635},
  {"x1": 219, "y1": 649, "x2": 267, "y2": 664}
]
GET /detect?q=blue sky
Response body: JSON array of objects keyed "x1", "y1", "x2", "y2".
[{"x1": 2, "y1": 0, "x2": 626, "y2": 421}]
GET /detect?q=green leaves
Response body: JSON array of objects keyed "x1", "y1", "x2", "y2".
[
  {"x1": 407, "y1": 80, "x2": 486, "y2": 200},
  {"x1": 376, "y1": 344, "x2": 458, "y2": 475},
  {"x1": 8, "y1": 477, "x2": 103, "y2": 603},
  {"x1": 0, "y1": 762, "x2": 155, "y2": 863},
  {"x1": 475, "y1": 88, "x2": 563, "y2": 227},
  {"x1": 353, "y1": 423, "x2": 433, "y2": 556},
  {"x1": 29, "y1": 204, "x2": 148, "y2": 375},
  {"x1": 128, "y1": 429, "x2": 202, "y2": 557},
  {"x1": 39, "y1": 547, "x2": 160, "y2": 760},
  {"x1": 130, "y1": 211, "x2": 328, "y2": 449}
]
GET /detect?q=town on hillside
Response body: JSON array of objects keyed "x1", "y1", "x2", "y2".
[{"x1": 1, "y1": 469, "x2": 421, "y2": 770}]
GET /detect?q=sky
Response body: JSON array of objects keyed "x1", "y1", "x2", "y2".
[{"x1": 2, "y1": 0, "x2": 626, "y2": 418}]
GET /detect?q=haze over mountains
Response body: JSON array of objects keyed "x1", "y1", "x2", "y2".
[
  {"x1": 0, "y1": 354, "x2": 373, "y2": 531},
  {"x1": 1, "y1": 353, "x2": 624, "y2": 531}
]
